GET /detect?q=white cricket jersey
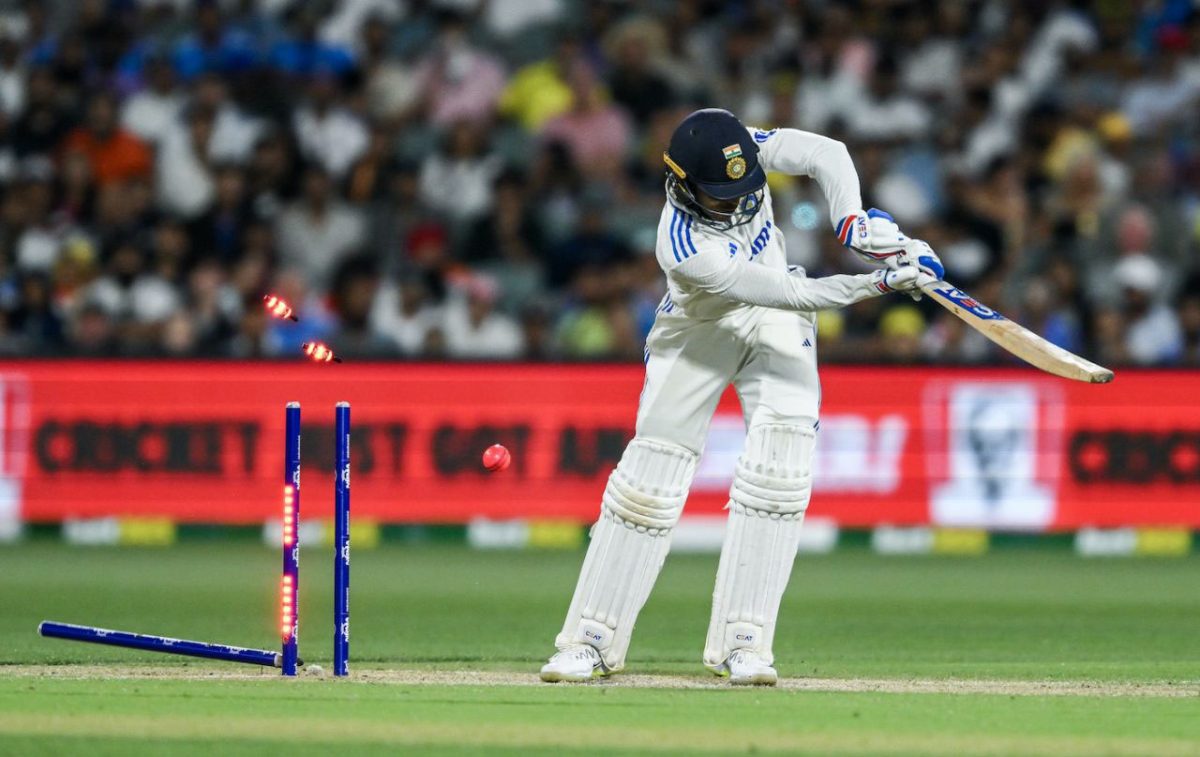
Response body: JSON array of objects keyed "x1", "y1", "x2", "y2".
[
  {"x1": 653, "y1": 126, "x2": 881, "y2": 322},
  {"x1": 655, "y1": 185, "x2": 784, "y2": 321}
]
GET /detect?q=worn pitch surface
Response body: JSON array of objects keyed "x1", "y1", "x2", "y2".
[{"x1": 1, "y1": 542, "x2": 1196, "y2": 754}]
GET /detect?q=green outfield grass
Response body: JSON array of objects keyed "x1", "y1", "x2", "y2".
[{"x1": 1, "y1": 542, "x2": 1198, "y2": 754}]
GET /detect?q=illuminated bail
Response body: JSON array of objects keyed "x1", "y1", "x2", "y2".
[
  {"x1": 263, "y1": 294, "x2": 298, "y2": 322},
  {"x1": 301, "y1": 342, "x2": 342, "y2": 363}
]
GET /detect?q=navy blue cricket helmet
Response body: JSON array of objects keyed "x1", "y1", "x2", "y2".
[{"x1": 663, "y1": 109, "x2": 766, "y2": 230}]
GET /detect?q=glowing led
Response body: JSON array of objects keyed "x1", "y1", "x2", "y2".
[
  {"x1": 263, "y1": 295, "x2": 299, "y2": 322},
  {"x1": 301, "y1": 342, "x2": 342, "y2": 364}
]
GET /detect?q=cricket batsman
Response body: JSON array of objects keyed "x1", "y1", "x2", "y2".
[{"x1": 539, "y1": 108, "x2": 945, "y2": 685}]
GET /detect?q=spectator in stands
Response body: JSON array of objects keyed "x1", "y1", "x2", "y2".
[
  {"x1": 346, "y1": 125, "x2": 396, "y2": 204},
  {"x1": 540, "y1": 62, "x2": 632, "y2": 179},
  {"x1": 499, "y1": 35, "x2": 580, "y2": 131},
  {"x1": 120, "y1": 54, "x2": 184, "y2": 147},
  {"x1": 155, "y1": 103, "x2": 216, "y2": 218},
  {"x1": 147, "y1": 219, "x2": 192, "y2": 291},
  {"x1": 879, "y1": 305, "x2": 926, "y2": 363},
  {"x1": 462, "y1": 169, "x2": 546, "y2": 313},
  {"x1": 292, "y1": 72, "x2": 368, "y2": 179},
  {"x1": 188, "y1": 163, "x2": 254, "y2": 264},
  {"x1": 415, "y1": 11, "x2": 506, "y2": 127},
  {"x1": 67, "y1": 300, "x2": 118, "y2": 356},
  {"x1": 1020, "y1": 275, "x2": 1083, "y2": 354},
  {"x1": 245, "y1": 128, "x2": 297, "y2": 219},
  {"x1": 11, "y1": 166, "x2": 59, "y2": 273},
  {"x1": 51, "y1": 149, "x2": 93, "y2": 225},
  {"x1": 50, "y1": 236, "x2": 98, "y2": 318},
  {"x1": 85, "y1": 237, "x2": 179, "y2": 349},
  {"x1": 604, "y1": 17, "x2": 674, "y2": 127},
  {"x1": 329, "y1": 255, "x2": 395, "y2": 358},
  {"x1": 275, "y1": 164, "x2": 365, "y2": 290},
  {"x1": 8, "y1": 271, "x2": 63, "y2": 351},
  {"x1": 191, "y1": 73, "x2": 261, "y2": 164},
  {"x1": 519, "y1": 299, "x2": 556, "y2": 360},
  {"x1": 11, "y1": 67, "x2": 70, "y2": 158},
  {"x1": 418, "y1": 120, "x2": 502, "y2": 223},
  {"x1": 442, "y1": 273, "x2": 524, "y2": 359},
  {"x1": 546, "y1": 189, "x2": 631, "y2": 288},
  {"x1": 365, "y1": 160, "x2": 425, "y2": 274},
  {"x1": 61, "y1": 92, "x2": 151, "y2": 187},
  {"x1": 171, "y1": 0, "x2": 257, "y2": 83},
  {"x1": 526, "y1": 140, "x2": 584, "y2": 243},
  {"x1": 227, "y1": 292, "x2": 274, "y2": 358},
  {"x1": 555, "y1": 263, "x2": 638, "y2": 360},
  {"x1": 0, "y1": 35, "x2": 25, "y2": 117},
  {"x1": 267, "y1": 6, "x2": 355, "y2": 79},
  {"x1": 0, "y1": 0, "x2": 1191, "y2": 366},
  {"x1": 371, "y1": 270, "x2": 442, "y2": 357},
  {"x1": 1112, "y1": 253, "x2": 1182, "y2": 364},
  {"x1": 360, "y1": 14, "x2": 422, "y2": 126},
  {"x1": 182, "y1": 256, "x2": 237, "y2": 354}
]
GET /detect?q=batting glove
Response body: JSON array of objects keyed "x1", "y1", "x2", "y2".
[
  {"x1": 870, "y1": 265, "x2": 922, "y2": 295},
  {"x1": 837, "y1": 208, "x2": 907, "y2": 267},
  {"x1": 899, "y1": 238, "x2": 945, "y2": 281}
]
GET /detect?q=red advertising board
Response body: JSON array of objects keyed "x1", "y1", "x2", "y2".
[{"x1": 0, "y1": 361, "x2": 1196, "y2": 529}]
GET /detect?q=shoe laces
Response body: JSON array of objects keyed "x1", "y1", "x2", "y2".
[
  {"x1": 559, "y1": 645, "x2": 599, "y2": 664},
  {"x1": 729, "y1": 649, "x2": 766, "y2": 667}
]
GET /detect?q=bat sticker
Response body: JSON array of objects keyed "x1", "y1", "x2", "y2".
[{"x1": 929, "y1": 284, "x2": 1007, "y2": 321}]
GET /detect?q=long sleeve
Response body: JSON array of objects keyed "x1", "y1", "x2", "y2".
[
  {"x1": 748, "y1": 127, "x2": 862, "y2": 225},
  {"x1": 673, "y1": 248, "x2": 883, "y2": 312}
]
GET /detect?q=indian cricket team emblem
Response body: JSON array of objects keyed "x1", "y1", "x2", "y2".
[{"x1": 722, "y1": 143, "x2": 746, "y2": 179}]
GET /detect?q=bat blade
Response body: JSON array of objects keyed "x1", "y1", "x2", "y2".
[{"x1": 921, "y1": 280, "x2": 1114, "y2": 384}]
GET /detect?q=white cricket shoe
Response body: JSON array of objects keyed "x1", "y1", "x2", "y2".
[
  {"x1": 539, "y1": 645, "x2": 609, "y2": 682},
  {"x1": 716, "y1": 649, "x2": 778, "y2": 686}
]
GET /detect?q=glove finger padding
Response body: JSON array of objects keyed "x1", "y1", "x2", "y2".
[
  {"x1": 901, "y1": 239, "x2": 944, "y2": 280},
  {"x1": 872, "y1": 266, "x2": 921, "y2": 295}
]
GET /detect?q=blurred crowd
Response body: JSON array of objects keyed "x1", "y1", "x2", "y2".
[{"x1": 0, "y1": 0, "x2": 1198, "y2": 365}]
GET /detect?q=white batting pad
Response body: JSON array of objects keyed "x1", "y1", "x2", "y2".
[
  {"x1": 704, "y1": 423, "x2": 815, "y2": 668},
  {"x1": 555, "y1": 438, "x2": 697, "y2": 669}
]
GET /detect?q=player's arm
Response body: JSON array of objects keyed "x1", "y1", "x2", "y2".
[
  {"x1": 750, "y1": 127, "x2": 944, "y2": 279},
  {"x1": 750, "y1": 127, "x2": 862, "y2": 224},
  {"x1": 672, "y1": 243, "x2": 921, "y2": 311}
]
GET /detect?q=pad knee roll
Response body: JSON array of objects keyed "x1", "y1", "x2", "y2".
[
  {"x1": 729, "y1": 423, "x2": 815, "y2": 517},
  {"x1": 557, "y1": 437, "x2": 697, "y2": 669},
  {"x1": 602, "y1": 437, "x2": 695, "y2": 531}
]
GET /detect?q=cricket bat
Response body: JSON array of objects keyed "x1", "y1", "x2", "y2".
[{"x1": 920, "y1": 279, "x2": 1114, "y2": 384}]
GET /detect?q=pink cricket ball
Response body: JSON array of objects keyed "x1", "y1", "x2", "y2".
[{"x1": 482, "y1": 444, "x2": 511, "y2": 472}]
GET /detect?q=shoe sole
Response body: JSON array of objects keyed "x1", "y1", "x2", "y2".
[
  {"x1": 539, "y1": 666, "x2": 609, "y2": 683},
  {"x1": 712, "y1": 662, "x2": 778, "y2": 686}
]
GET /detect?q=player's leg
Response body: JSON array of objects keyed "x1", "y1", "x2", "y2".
[
  {"x1": 542, "y1": 316, "x2": 744, "y2": 681},
  {"x1": 704, "y1": 309, "x2": 820, "y2": 685}
]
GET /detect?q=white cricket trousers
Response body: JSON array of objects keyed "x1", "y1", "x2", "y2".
[{"x1": 637, "y1": 304, "x2": 821, "y2": 451}]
